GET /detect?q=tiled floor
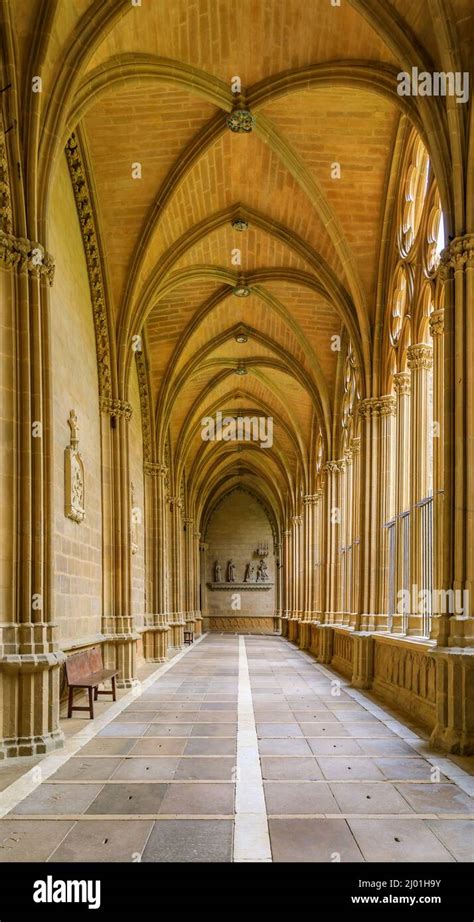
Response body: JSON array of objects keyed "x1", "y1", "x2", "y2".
[{"x1": 0, "y1": 634, "x2": 473, "y2": 862}]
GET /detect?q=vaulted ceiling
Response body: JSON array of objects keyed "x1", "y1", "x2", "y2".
[{"x1": 9, "y1": 0, "x2": 470, "y2": 529}]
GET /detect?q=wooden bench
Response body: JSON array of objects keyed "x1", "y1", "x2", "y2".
[
  {"x1": 184, "y1": 630, "x2": 194, "y2": 645},
  {"x1": 66, "y1": 647, "x2": 118, "y2": 719}
]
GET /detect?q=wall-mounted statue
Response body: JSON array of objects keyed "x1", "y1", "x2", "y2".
[
  {"x1": 244, "y1": 563, "x2": 255, "y2": 582},
  {"x1": 256, "y1": 558, "x2": 269, "y2": 582},
  {"x1": 227, "y1": 559, "x2": 236, "y2": 582},
  {"x1": 214, "y1": 560, "x2": 222, "y2": 582},
  {"x1": 64, "y1": 409, "x2": 85, "y2": 523}
]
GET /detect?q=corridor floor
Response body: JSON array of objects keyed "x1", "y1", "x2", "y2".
[{"x1": 0, "y1": 635, "x2": 473, "y2": 862}]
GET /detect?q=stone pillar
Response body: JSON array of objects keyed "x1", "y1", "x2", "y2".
[
  {"x1": 376, "y1": 399, "x2": 396, "y2": 630},
  {"x1": 274, "y1": 540, "x2": 283, "y2": 634},
  {"x1": 350, "y1": 439, "x2": 361, "y2": 629},
  {"x1": 289, "y1": 514, "x2": 302, "y2": 641},
  {"x1": 429, "y1": 309, "x2": 445, "y2": 642},
  {"x1": 357, "y1": 401, "x2": 381, "y2": 631},
  {"x1": 142, "y1": 462, "x2": 170, "y2": 661},
  {"x1": 342, "y1": 451, "x2": 353, "y2": 624},
  {"x1": 193, "y1": 530, "x2": 203, "y2": 636},
  {"x1": 407, "y1": 344, "x2": 433, "y2": 636},
  {"x1": 199, "y1": 541, "x2": 208, "y2": 630},
  {"x1": 429, "y1": 236, "x2": 474, "y2": 753},
  {"x1": 0, "y1": 227, "x2": 64, "y2": 758},
  {"x1": 393, "y1": 372, "x2": 411, "y2": 634},
  {"x1": 168, "y1": 496, "x2": 185, "y2": 650},
  {"x1": 281, "y1": 528, "x2": 291, "y2": 636},
  {"x1": 100, "y1": 398, "x2": 138, "y2": 686},
  {"x1": 323, "y1": 461, "x2": 344, "y2": 623},
  {"x1": 183, "y1": 517, "x2": 196, "y2": 635}
]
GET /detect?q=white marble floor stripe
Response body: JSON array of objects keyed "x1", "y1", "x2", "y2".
[{"x1": 233, "y1": 636, "x2": 272, "y2": 862}]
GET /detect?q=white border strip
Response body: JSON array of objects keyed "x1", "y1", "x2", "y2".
[
  {"x1": 233, "y1": 636, "x2": 272, "y2": 862},
  {"x1": 0, "y1": 633, "x2": 208, "y2": 817}
]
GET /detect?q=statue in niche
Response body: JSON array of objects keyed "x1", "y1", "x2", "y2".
[
  {"x1": 214, "y1": 560, "x2": 222, "y2": 582},
  {"x1": 244, "y1": 563, "x2": 255, "y2": 582},
  {"x1": 256, "y1": 558, "x2": 269, "y2": 582},
  {"x1": 64, "y1": 409, "x2": 85, "y2": 523},
  {"x1": 130, "y1": 481, "x2": 140, "y2": 556},
  {"x1": 227, "y1": 559, "x2": 236, "y2": 582}
]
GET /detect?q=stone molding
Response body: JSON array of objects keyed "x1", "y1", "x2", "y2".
[
  {"x1": 99, "y1": 396, "x2": 133, "y2": 420},
  {"x1": 135, "y1": 349, "x2": 152, "y2": 462},
  {"x1": 65, "y1": 133, "x2": 112, "y2": 398},
  {"x1": 407, "y1": 343, "x2": 433, "y2": 370},
  {"x1": 0, "y1": 122, "x2": 13, "y2": 234}
]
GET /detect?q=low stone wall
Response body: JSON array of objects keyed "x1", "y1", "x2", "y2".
[
  {"x1": 204, "y1": 615, "x2": 276, "y2": 634},
  {"x1": 331, "y1": 628, "x2": 354, "y2": 678},
  {"x1": 372, "y1": 635, "x2": 437, "y2": 730}
]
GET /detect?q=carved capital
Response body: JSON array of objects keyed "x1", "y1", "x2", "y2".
[
  {"x1": 378, "y1": 396, "x2": 397, "y2": 417},
  {"x1": 407, "y1": 343, "x2": 433, "y2": 371},
  {"x1": 323, "y1": 459, "x2": 345, "y2": 474},
  {"x1": 358, "y1": 397, "x2": 379, "y2": 419},
  {"x1": 144, "y1": 461, "x2": 167, "y2": 477},
  {"x1": 303, "y1": 493, "x2": 319, "y2": 505},
  {"x1": 429, "y1": 309, "x2": 444, "y2": 337},
  {"x1": 0, "y1": 231, "x2": 55, "y2": 284},
  {"x1": 99, "y1": 396, "x2": 133, "y2": 420},
  {"x1": 393, "y1": 371, "x2": 411, "y2": 396},
  {"x1": 292, "y1": 514, "x2": 303, "y2": 526},
  {"x1": 440, "y1": 233, "x2": 474, "y2": 274}
]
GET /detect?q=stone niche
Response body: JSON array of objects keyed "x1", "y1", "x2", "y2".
[{"x1": 205, "y1": 490, "x2": 275, "y2": 620}]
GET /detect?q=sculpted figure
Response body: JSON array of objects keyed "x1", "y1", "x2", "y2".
[
  {"x1": 256, "y1": 558, "x2": 269, "y2": 582},
  {"x1": 244, "y1": 563, "x2": 255, "y2": 582},
  {"x1": 227, "y1": 559, "x2": 236, "y2": 582},
  {"x1": 214, "y1": 561, "x2": 222, "y2": 582}
]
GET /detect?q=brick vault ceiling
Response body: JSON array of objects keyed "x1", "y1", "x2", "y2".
[{"x1": 12, "y1": 0, "x2": 466, "y2": 512}]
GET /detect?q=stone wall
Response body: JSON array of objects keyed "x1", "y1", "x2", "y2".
[
  {"x1": 204, "y1": 491, "x2": 275, "y2": 622},
  {"x1": 49, "y1": 153, "x2": 103, "y2": 649}
]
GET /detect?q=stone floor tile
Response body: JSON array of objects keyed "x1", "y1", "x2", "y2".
[
  {"x1": 49, "y1": 758, "x2": 121, "y2": 782},
  {"x1": 86, "y1": 783, "x2": 168, "y2": 815},
  {"x1": 425, "y1": 820, "x2": 474, "y2": 861},
  {"x1": 99, "y1": 722, "x2": 150, "y2": 738},
  {"x1": 256, "y1": 723, "x2": 304, "y2": 738},
  {"x1": 129, "y1": 738, "x2": 187, "y2": 756},
  {"x1": 144, "y1": 723, "x2": 194, "y2": 737},
  {"x1": 395, "y1": 783, "x2": 474, "y2": 815},
  {"x1": 348, "y1": 818, "x2": 455, "y2": 862},
  {"x1": 174, "y1": 758, "x2": 234, "y2": 780},
  {"x1": 142, "y1": 819, "x2": 233, "y2": 862},
  {"x1": 184, "y1": 738, "x2": 236, "y2": 756},
  {"x1": 158, "y1": 783, "x2": 234, "y2": 815},
  {"x1": 190, "y1": 724, "x2": 237, "y2": 738},
  {"x1": 307, "y1": 738, "x2": 364, "y2": 756},
  {"x1": 10, "y1": 783, "x2": 104, "y2": 815},
  {"x1": 258, "y1": 738, "x2": 312, "y2": 756},
  {"x1": 79, "y1": 738, "x2": 136, "y2": 756},
  {"x1": 269, "y1": 818, "x2": 363, "y2": 862},
  {"x1": 318, "y1": 757, "x2": 385, "y2": 781},
  {"x1": 330, "y1": 781, "x2": 415, "y2": 815},
  {"x1": 260, "y1": 757, "x2": 323, "y2": 781},
  {"x1": 264, "y1": 781, "x2": 340, "y2": 815},
  {"x1": 49, "y1": 820, "x2": 154, "y2": 862},
  {"x1": 112, "y1": 758, "x2": 179, "y2": 781},
  {"x1": 0, "y1": 820, "x2": 75, "y2": 861}
]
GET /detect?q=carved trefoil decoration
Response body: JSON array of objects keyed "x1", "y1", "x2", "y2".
[{"x1": 64, "y1": 410, "x2": 85, "y2": 523}]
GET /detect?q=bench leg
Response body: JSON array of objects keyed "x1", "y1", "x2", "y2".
[
  {"x1": 67, "y1": 686, "x2": 74, "y2": 719},
  {"x1": 88, "y1": 687, "x2": 94, "y2": 719},
  {"x1": 112, "y1": 675, "x2": 117, "y2": 702},
  {"x1": 94, "y1": 686, "x2": 98, "y2": 701}
]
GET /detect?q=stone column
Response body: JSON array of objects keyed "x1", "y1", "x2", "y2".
[
  {"x1": 142, "y1": 461, "x2": 170, "y2": 662},
  {"x1": 356, "y1": 401, "x2": 381, "y2": 631},
  {"x1": 281, "y1": 528, "x2": 291, "y2": 636},
  {"x1": 100, "y1": 398, "x2": 138, "y2": 686},
  {"x1": 193, "y1": 530, "x2": 203, "y2": 636},
  {"x1": 199, "y1": 541, "x2": 208, "y2": 630},
  {"x1": 376, "y1": 399, "x2": 396, "y2": 630},
  {"x1": 289, "y1": 514, "x2": 302, "y2": 641},
  {"x1": 430, "y1": 237, "x2": 474, "y2": 754},
  {"x1": 393, "y1": 372, "x2": 411, "y2": 634},
  {"x1": 342, "y1": 451, "x2": 353, "y2": 625},
  {"x1": 168, "y1": 496, "x2": 185, "y2": 650},
  {"x1": 0, "y1": 224, "x2": 65, "y2": 758},
  {"x1": 349, "y1": 439, "x2": 361, "y2": 629},
  {"x1": 183, "y1": 517, "x2": 196, "y2": 635},
  {"x1": 406, "y1": 344, "x2": 433, "y2": 636},
  {"x1": 429, "y1": 309, "x2": 445, "y2": 642},
  {"x1": 323, "y1": 461, "x2": 343, "y2": 624},
  {"x1": 274, "y1": 540, "x2": 283, "y2": 634}
]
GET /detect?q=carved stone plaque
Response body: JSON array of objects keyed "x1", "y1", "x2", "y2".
[{"x1": 64, "y1": 409, "x2": 85, "y2": 523}]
